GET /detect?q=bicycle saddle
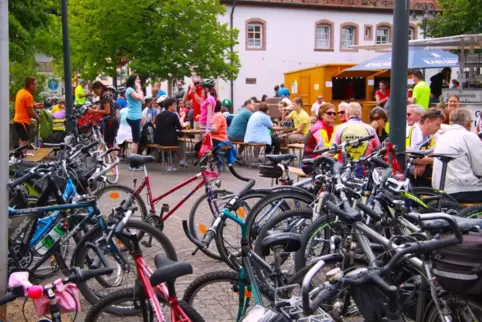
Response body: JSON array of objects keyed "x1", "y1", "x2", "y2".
[
  {"x1": 401, "y1": 150, "x2": 433, "y2": 158},
  {"x1": 430, "y1": 152, "x2": 464, "y2": 163},
  {"x1": 149, "y1": 255, "x2": 193, "y2": 287},
  {"x1": 127, "y1": 154, "x2": 155, "y2": 167},
  {"x1": 409, "y1": 212, "x2": 482, "y2": 233},
  {"x1": 266, "y1": 154, "x2": 297, "y2": 163},
  {"x1": 261, "y1": 231, "x2": 302, "y2": 256}
]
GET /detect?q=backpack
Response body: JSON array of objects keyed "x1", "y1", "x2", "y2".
[
  {"x1": 39, "y1": 109, "x2": 53, "y2": 140},
  {"x1": 140, "y1": 122, "x2": 155, "y2": 146}
]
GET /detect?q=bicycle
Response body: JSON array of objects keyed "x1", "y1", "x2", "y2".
[
  {"x1": 1, "y1": 267, "x2": 113, "y2": 322},
  {"x1": 84, "y1": 206, "x2": 203, "y2": 321}
]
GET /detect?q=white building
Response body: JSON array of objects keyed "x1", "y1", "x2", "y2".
[{"x1": 217, "y1": 0, "x2": 436, "y2": 110}]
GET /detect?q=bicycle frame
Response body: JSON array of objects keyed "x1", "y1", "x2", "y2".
[{"x1": 133, "y1": 166, "x2": 220, "y2": 221}]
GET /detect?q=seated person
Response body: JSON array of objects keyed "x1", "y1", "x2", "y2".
[
  {"x1": 51, "y1": 98, "x2": 65, "y2": 114},
  {"x1": 369, "y1": 107, "x2": 389, "y2": 143},
  {"x1": 432, "y1": 108, "x2": 482, "y2": 202},
  {"x1": 279, "y1": 97, "x2": 310, "y2": 144},
  {"x1": 142, "y1": 97, "x2": 158, "y2": 124},
  {"x1": 52, "y1": 103, "x2": 66, "y2": 120},
  {"x1": 406, "y1": 107, "x2": 445, "y2": 187},
  {"x1": 245, "y1": 103, "x2": 279, "y2": 158},
  {"x1": 211, "y1": 101, "x2": 228, "y2": 147},
  {"x1": 155, "y1": 98, "x2": 186, "y2": 171},
  {"x1": 228, "y1": 98, "x2": 255, "y2": 164}
]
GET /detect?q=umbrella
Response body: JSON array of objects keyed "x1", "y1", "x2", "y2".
[{"x1": 346, "y1": 48, "x2": 458, "y2": 71}]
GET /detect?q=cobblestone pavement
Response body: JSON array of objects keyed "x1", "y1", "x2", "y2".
[{"x1": 19, "y1": 162, "x2": 274, "y2": 321}]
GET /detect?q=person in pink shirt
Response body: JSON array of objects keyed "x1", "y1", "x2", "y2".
[
  {"x1": 331, "y1": 102, "x2": 381, "y2": 162},
  {"x1": 199, "y1": 78, "x2": 217, "y2": 133}
]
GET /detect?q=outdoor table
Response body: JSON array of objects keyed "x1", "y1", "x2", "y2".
[
  {"x1": 22, "y1": 148, "x2": 54, "y2": 162},
  {"x1": 272, "y1": 127, "x2": 295, "y2": 133},
  {"x1": 180, "y1": 129, "x2": 201, "y2": 136}
]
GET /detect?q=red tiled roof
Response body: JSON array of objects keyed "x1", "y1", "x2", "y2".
[{"x1": 224, "y1": 0, "x2": 440, "y2": 11}]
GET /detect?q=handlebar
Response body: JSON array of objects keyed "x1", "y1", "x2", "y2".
[{"x1": 228, "y1": 165, "x2": 251, "y2": 182}]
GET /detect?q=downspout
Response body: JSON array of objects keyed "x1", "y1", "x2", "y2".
[{"x1": 230, "y1": 0, "x2": 236, "y2": 113}]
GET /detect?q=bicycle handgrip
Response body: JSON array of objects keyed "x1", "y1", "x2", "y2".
[
  {"x1": 70, "y1": 267, "x2": 114, "y2": 283},
  {"x1": 238, "y1": 179, "x2": 256, "y2": 197},
  {"x1": 356, "y1": 201, "x2": 382, "y2": 221},
  {"x1": 8, "y1": 170, "x2": 34, "y2": 187},
  {"x1": 372, "y1": 156, "x2": 391, "y2": 169},
  {"x1": 182, "y1": 220, "x2": 206, "y2": 250},
  {"x1": 0, "y1": 292, "x2": 18, "y2": 305},
  {"x1": 308, "y1": 285, "x2": 337, "y2": 315}
]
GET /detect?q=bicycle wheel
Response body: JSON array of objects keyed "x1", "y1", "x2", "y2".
[
  {"x1": 72, "y1": 220, "x2": 177, "y2": 315},
  {"x1": 458, "y1": 204, "x2": 482, "y2": 218},
  {"x1": 411, "y1": 186, "x2": 459, "y2": 203},
  {"x1": 419, "y1": 200, "x2": 464, "y2": 215},
  {"x1": 85, "y1": 288, "x2": 205, "y2": 322},
  {"x1": 293, "y1": 214, "x2": 332, "y2": 273},
  {"x1": 104, "y1": 147, "x2": 120, "y2": 184},
  {"x1": 245, "y1": 189, "x2": 314, "y2": 242},
  {"x1": 253, "y1": 208, "x2": 313, "y2": 275},
  {"x1": 182, "y1": 270, "x2": 272, "y2": 322},
  {"x1": 424, "y1": 294, "x2": 482, "y2": 321},
  {"x1": 95, "y1": 184, "x2": 148, "y2": 220}
]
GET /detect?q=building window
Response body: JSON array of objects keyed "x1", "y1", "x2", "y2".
[
  {"x1": 364, "y1": 25, "x2": 373, "y2": 41},
  {"x1": 376, "y1": 28, "x2": 390, "y2": 44},
  {"x1": 376, "y1": 23, "x2": 392, "y2": 44},
  {"x1": 246, "y1": 78, "x2": 257, "y2": 84},
  {"x1": 246, "y1": 18, "x2": 266, "y2": 51},
  {"x1": 342, "y1": 27, "x2": 355, "y2": 49},
  {"x1": 316, "y1": 25, "x2": 330, "y2": 49},
  {"x1": 409, "y1": 24, "x2": 418, "y2": 40}
]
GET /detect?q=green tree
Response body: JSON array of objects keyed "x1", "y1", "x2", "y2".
[
  {"x1": 426, "y1": 0, "x2": 482, "y2": 37},
  {"x1": 68, "y1": 0, "x2": 240, "y2": 81}
]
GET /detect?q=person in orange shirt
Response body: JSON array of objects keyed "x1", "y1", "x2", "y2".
[{"x1": 14, "y1": 76, "x2": 41, "y2": 146}]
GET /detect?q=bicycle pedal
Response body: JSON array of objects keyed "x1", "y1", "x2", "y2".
[{"x1": 141, "y1": 240, "x2": 153, "y2": 248}]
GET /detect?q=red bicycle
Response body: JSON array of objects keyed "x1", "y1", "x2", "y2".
[{"x1": 85, "y1": 207, "x2": 204, "y2": 321}]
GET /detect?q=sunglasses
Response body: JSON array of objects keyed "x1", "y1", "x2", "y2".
[
  {"x1": 338, "y1": 111, "x2": 346, "y2": 115},
  {"x1": 371, "y1": 116, "x2": 381, "y2": 121},
  {"x1": 325, "y1": 112, "x2": 336, "y2": 116},
  {"x1": 407, "y1": 113, "x2": 412, "y2": 117}
]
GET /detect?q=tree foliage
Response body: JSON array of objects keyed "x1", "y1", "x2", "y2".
[
  {"x1": 426, "y1": 0, "x2": 482, "y2": 37},
  {"x1": 68, "y1": 0, "x2": 240, "y2": 81}
]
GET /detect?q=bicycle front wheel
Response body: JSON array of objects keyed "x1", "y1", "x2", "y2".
[
  {"x1": 95, "y1": 184, "x2": 148, "y2": 221},
  {"x1": 85, "y1": 288, "x2": 205, "y2": 322}
]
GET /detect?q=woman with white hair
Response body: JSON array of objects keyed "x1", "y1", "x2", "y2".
[{"x1": 337, "y1": 102, "x2": 348, "y2": 123}]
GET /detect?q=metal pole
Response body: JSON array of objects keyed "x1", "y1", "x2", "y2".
[
  {"x1": 61, "y1": 0, "x2": 73, "y2": 132},
  {"x1": 229, "y1": 0, "x2": 236, "y2": 113},
  {"x1": 389, "y1": 0, "x2": 410, "y2": 169},
  {"x1": 0, "y1": 0, "x2": 9, "y2": 318}
]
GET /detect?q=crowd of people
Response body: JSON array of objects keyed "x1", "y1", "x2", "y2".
[{"x1": 12, "y1": 71, "x2": 482, "y2": 202}]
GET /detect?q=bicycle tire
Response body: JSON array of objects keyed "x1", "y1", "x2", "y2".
[
  {"x1": 424, "y1": 294, "x2": 482, "y2": 322},
  {"x1": 411, "y1": 186, "x2": 459, "y2": 204},
  {"x1": 419, "y1": 200, "x2": 464, "y2": 215},
  {"x1": 95, "y1": 184, "x2": 148, "y2": 221},
  {"x1": 188, "y1": 189, "x2": 235, "y2": 261},
  {"x1": 72, "y1": 220, "x2": 177, "y2": 315},
  {"x1": 85, "y1": 288, "x2": 205, "y2": 322},
  {"x1": 213, "y1": 190, "x2": 270, "y2": 270},
  {"x1": 458, "y1": 204, "x2": 482, "y2": 218},
  {"x1": 182, "y1": 270, "x2": 273, "y2": 321},
  {"x1": 245, "y1": 189, "x2": 314, "y2": 243},
  {"x1": 293, "y1": 214, "x2": 332, "y2": 272}
]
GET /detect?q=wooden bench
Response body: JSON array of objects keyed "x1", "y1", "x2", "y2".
[
  {"x1": 244, "y1": 143, "x2": 266, "y2": 167},
  {"x1": 288, "y1": 166, "x2": 308, "y2": 181},
  {"x1": 23, "y1": 148, "x2": 54, "y2": 162},
  {"x1": 287, "y1": 143, "x2": 304, "y2": 167},
  {"x1": 147, "y1": 144, "x2": 181, "y2": 172}
]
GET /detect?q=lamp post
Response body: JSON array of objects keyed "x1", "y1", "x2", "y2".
[
  {"x1": 410, "y1": 2, "x2": 436, "y2": 39},
  {"x1": 60, "y1": 0, "x2": 73, "y2": 132}
]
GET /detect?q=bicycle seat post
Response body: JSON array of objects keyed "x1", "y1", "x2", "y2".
[{"x1": 437, "y1": 158, "x2": 450, "y2": 192}]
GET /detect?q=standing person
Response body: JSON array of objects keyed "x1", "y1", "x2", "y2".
[
  {"x1": 409, "y1": 71, "x2": 431, "y2": 110},
  {"x1": 406, "y1": 108, "x2": 445, "y2": 187},
  {"x1": 344, "y1": 80, "x2": 355, "y2": 100},
  {"x1": 174, "y1": 80, "x2": 186, "y2": 100},
  {"x1": 228, "y1": 98, "x2": 255, "y2": 164},
  {"x1": 14, "y1": 76, "x2": 41, "y2": 147},
  {"x1": 311, "y1": 95, "x2": 324, "y2": 121},
  {"x1": 280, "y1": 97, "x2": 310, "y2": 143},
  {"x1": 199, "y1": 78, "x2": 217, "y2": 133},
  {"x1": 369, "y1": 107, "x2": 389, "y2": 143},
  {"x1": 125, "y1": 74, "x2": 145, "y2": 171},
  {"x1": 116, "y1": 86, "x2": 127, "y2": 109},
  {"x1": 261, "y1": 95, "x2": 268, "y2": 102},
  {"x1": 278, "y1": 84, "x2": 290, "y2": 98},
  {"x1": 337, "y1": 102, "x2": 348, "y2": 123},
  {"x1": 184, "y1": 76, "x2": 203, "y2": 129},
  {"x1": 302, "y1": 103, "x2": 336, "y2": 174},
  {"x1": 74, "y1": 79, "x2": 92, "y2": 106},
  {"x1": 154, "y1": 98, "x2": 186, "y2": 171},
  {"x1": 116, "y1": 106, "x2": 132, "y2": 159},
  {"x1": 432, "y1": 108, "x2": 482, "y2": 202},
  {"x1": 430, "y1": 67, "x2": 451, "y2": 103},
  {"x1": 87, "y1": 81, "x2": 119, "y2": 148},
  {"x1": 375, "y1": 80, "x2": 390, "y2": 107}
]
